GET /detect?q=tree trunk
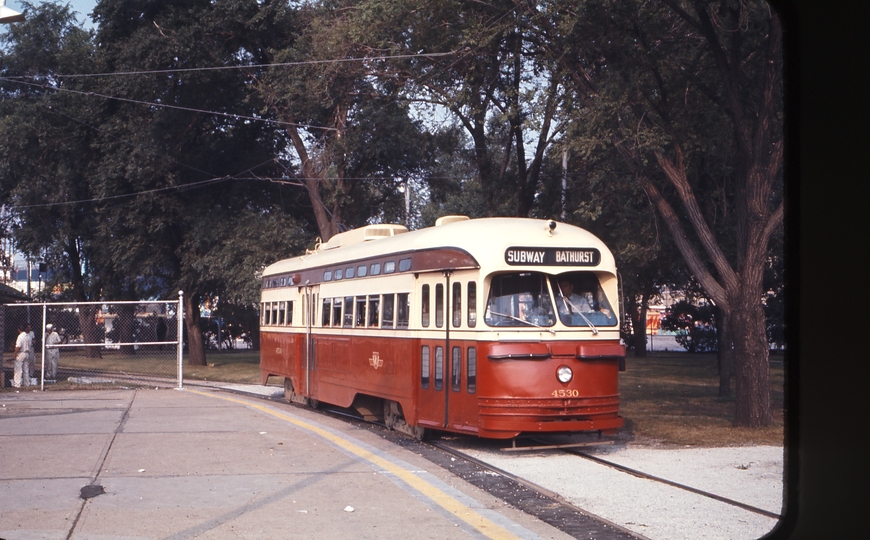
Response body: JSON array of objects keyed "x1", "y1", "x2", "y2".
[
  {"x1": 78, "y1": 305, "x2": 103, "y2": 359},
  {"x1": 729, "y1": 280, "x2": 773, "y2": 427},
  {"x1": 632, "y1": 293, "x2": 650, "y2": 357},
  {"x1": 716, "y1": 305, "x2": 732, "y2": 397},
  {"x1": 184, "y1": 293, "x2": 207, "y2": 366},
  {"x1": 118, "y1": 305, "x2": 136, "y2": 356}
]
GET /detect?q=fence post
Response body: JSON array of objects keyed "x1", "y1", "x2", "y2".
[
  {"x1": 40, "y1": 303, "x2": 46, "y2": 391},
  {"x1": 0, "y1": 304, "x2": 4, "y2": 389},
  {"x1": 177, "y1": 290, "x2": 184, "y2": 389}
]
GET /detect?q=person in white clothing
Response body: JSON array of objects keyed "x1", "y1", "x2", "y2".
[
  {"x1": 13, "y1": 324, "x2": 34, "y2": 387},
  {"x1": 45, "y1": 324, "x2": 62, "y2": 380},
  {"x1": 557, "y1": 278, "x2": 594, "y2": 314}
]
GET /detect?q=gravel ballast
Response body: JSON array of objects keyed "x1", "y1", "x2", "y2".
[{"x1": 449, "y1": 442, "x2": 785, "y2": 540}]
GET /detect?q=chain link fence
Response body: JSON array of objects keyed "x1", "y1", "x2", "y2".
[{"x1": 2, "y1": 295, "x2": 184, "y2": 390}]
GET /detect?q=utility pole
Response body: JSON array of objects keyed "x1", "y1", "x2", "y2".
[
  {"x1": 404, "y1": 179, "x2": 411, "y2": 227},
  {"x1": 561, "y1": 147, "x2": 568, "y2": 221}
]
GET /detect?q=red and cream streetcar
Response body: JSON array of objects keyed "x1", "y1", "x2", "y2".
[{"x1": 259, "y1": 216, "x2": 626, "y2": 439}]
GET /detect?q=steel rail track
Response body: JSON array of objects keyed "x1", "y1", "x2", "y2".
[{"x1": 540, "y1": 441, "x2": 781, "y2": 520}]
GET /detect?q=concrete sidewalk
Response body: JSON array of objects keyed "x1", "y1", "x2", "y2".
[{"x1": 0, "y1": 387, "x2": 571, "y2": 540}]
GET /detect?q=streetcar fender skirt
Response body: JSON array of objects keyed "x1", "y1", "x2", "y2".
[
  {"x1": 477, "y1": 394, "x2": 623, "y2": 435},
  {"x1": 477, "y1": 416, "x2": 624, "y2": 438}
]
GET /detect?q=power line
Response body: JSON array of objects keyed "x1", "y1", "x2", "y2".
[
  {"x1": 0, "y1": 76, "x2": 335, "y2": 132},
  {"x1": 37, "y1": 51, "x2": 458, "y2": 80}
]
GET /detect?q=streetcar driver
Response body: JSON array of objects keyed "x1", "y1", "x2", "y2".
[
  {"x1": 556, "y1": 275, "x2": 615, "y2": 327},
  {"x1": 557, "y1": 278, "x2": 594, "y2": 315}
]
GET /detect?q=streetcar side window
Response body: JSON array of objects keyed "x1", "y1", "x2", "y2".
[
  {"x1": 371, "y1": 263, "x2": 381, "y2": 276},
  {"x1": 346, "y1": 267, "x2": 354, "y2": 279},
  {"x1": 435, "y1": 284, "x2": 444, "y2": 328},
  {"x1": 384, "y1": 261, "x2": 396, "y2": 274},
  {"x1": 452, "y1": 282, "x2": 462, "y2": 328},
  {"x1": 322, "y1": 298, "x2": 331, "y2": 326},
  {"x1": 324, "y1": 270, "x2": 332, "y2": 282},
  {"x1": 396, "y1": 293, "x2": 409, "y2": 329},
  {"x1": 357, "y1": 265, "x2": 367, "y2": 277},
  {"x1": 288, "y1": 301, "x2": 294, "y2": 325},
  {"x1": 355, "y1": 296, "x2": 367, "y2": 327},
  {"x1": 271, "y1": 302, "x2": 278, "y2": 325},
  {"x1": 421, "y1": 285, "x2": 430, "y2": 328},
  {"x1": 467, "y1": 348, "x2": 476, "y2": 393},
  {"x1": 399, "y1": 258, "x2": 412, "y2": 272},
  {"x1": 335, "y1": 268, "x2": 343, "y2": 280},
  {"x1": 278, "y1": 301, "x2": 286, "y2": 325},
  {"x1": 452, "y1": 346, "x2": 461, "y2": 392},
  {"x1": 332, "y1": 298, "x2": 342, "y2": 326},
  {"x1": 434, "y1": 346, "x2": 444, "y2": 391},
  {"x1": 261, "y1": 302, "x2": 268, "y2": 325},
  {"x1": 421, "y1": 346, "x2": 430, "y2": 389},
  {"x1": 382, "y1": 294, "x2": 395, "y2": 328},
  {"x1": 468, "y1": 282, "x2": 477, "y2": 327},
  {"x1": 368, "y1": 295, "x2": 380, "y2": 327},
  {"x1": 343, "y1": 297, "x2": 353, "y2": 327}
]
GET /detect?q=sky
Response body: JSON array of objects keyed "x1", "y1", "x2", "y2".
[{"x1": 8, "y1": 1, "x2": 98, "y2": 26}]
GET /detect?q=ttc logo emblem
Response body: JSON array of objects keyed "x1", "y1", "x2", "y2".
[{"x1": 369, "y1": 352, "x2": 383, "y2": 369}]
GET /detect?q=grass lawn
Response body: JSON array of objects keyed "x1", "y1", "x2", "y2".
[
  {"x1": 619, "y1": 351, "x2": 786, "y2": 447},
  {"x1": 3, "y1": 348, "x2": 786, "y2": 447}
]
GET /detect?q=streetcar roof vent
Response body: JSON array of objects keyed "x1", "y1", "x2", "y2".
[
  {"x1": 435, "y1": 215, "x2": 470, "y2": 226},
  {"x1": 320, "y1": 223, "x2": 408, "y2": 250}
]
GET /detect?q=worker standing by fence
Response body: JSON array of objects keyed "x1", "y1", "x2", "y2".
[
  {"x1": 13, "y1": 323, "x2": 35, "y2": 387},
  {"x1": 45, "y1": 323, "x2": 61, "y2": 381}
]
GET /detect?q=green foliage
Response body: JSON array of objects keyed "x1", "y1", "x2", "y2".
[{"x1": 661, "y1": 300, "x2": 718, "y2": 353}]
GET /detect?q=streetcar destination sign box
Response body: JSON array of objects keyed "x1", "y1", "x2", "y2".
[{"x1": 504, "y1": 247, "x2": 601, "y2": 266}]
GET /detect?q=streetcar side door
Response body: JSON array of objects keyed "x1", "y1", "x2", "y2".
[
  {"x1": 415, "y1": 273, "x2": 448, "y2": 430},
  {"x1": 302, "y1": 284, "x2": 319, "y2": 399}
]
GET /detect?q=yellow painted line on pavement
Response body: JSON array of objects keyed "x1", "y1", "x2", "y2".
[{"x1": 188, "y1": 389, "x2": 521, "y2": 540}]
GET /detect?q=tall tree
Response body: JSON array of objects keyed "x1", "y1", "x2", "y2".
[
  {"x1": 537, "y1": 0, "x2": 783, "y2": 426},
  {"x1": 89, "y1": 0, "x2": 310, "y2": 365},
  {"x1": 0, "y1": 1, "x2": 107, "y2": 355},
  {"x1": 387, "y1": 0, "x2": 569, "y2": 218},
  {"x1": 255, "y1": 0, "x2": 434, "y2": 241}
]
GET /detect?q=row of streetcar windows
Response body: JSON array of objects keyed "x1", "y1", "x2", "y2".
[
  {"x1": 421, "y1": 345, "x2": 476, "y2": 393},
  {"x1": 262, "y1": 273, "x2": 615, "y2": 329},
  {"x1": 261, "y1": 301, "x2": 294, "y2": 326},
  {"x1": 262, "y1": 257, "x2": 413, "y2": 290},
  {"x1": 322, "y1": 257, "x2": 412, "y2": 283},
  {"x1": 420, "y1": 282, "x2": 478, "y2": 328},
  {"x1": 320, "y1": 293, "x2": 410, "y2": 329}
]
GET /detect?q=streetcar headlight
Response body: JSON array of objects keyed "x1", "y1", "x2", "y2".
[{"x1": 557, "y1": 366, "x2": 573, "y2": 383}]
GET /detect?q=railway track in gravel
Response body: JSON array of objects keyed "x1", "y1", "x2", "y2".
[
  {"x1": 324, "y1": 404, "x2": 780, "y2": 524},
  {"x1": 536, "y1": 441, "x2": 781, "y2": 520}
]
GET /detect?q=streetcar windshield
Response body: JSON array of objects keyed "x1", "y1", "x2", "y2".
[
  {"x1": 550, "y1": 272, "x2": 617, "y2": 327},
  {"x1": 484, "y1": 273, "x2": 556, "y2": 327}
]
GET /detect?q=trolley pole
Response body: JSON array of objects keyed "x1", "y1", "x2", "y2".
[{"x1": 177, "y1": 290, "x2": 184, "y2": 389}]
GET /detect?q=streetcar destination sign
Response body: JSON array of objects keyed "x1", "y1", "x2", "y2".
[{"x1": 504, "y1": 247, "x2": 600, "y2": 266}]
